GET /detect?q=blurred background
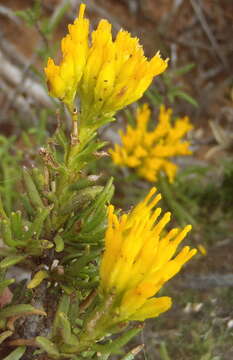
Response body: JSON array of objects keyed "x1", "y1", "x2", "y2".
[{"x1": 0, "y1": 1, "x2": 233, "y2": 359}]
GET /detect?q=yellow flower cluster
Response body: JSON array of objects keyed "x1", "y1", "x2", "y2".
[
  {"x1": 45, "y1": 4, "x2": 168, "y2": 125},
  {"x1": 100, "y1": 188, "x2": 196, "y2": 321},
  {"x1": 110, "y1": 104, "x2": 193, "y2": 182}
]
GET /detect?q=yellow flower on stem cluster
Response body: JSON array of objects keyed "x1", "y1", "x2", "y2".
[
  {"x1": 44, "y1": 4, "x2": 168, "y2": 128},
  {"x1": 100, "y1": 188, "x2": 197, "y2": 322},
  {"x1": 110, "y1": 104, "x2": 193, "y2": 182}
]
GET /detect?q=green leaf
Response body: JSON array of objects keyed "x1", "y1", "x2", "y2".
[
  {"x1": 0, "y1": 219, "x2": 17, "y2": 247},
  {"x1": 36, "y1": 336, "x2": 60, "y2": 359},
  {"x1": 0, "y1": 304, "x2": 46, "y2": 319},
  {"x1": 31, "y1": 167, "x2": 45, "y2": 194},
  {"x1": 0, "y1": 330, "x2": 13, "y2": 345},
  {"x1": 54, "y1": 128, "x2": 69, "y2": 158},
  {"x1": 3, "y1": 346, "x2": 26, "y2": 360},
  {"x1": 0, "y1": 247, "x2": 16, "y2": 257},
  {"x1": 77, "y1": 221, "x2": 106, "y2": 242},
  {"x1": 53, "y1": 294, "x2": 70, "y2": 336},
  {"x1": 171, "y1": 90, "x2": 198, "y2": 107},
  {"x1": 60, "y1": 186, "x2": 103, "y2": 215},
  {"x1": 178, "y1": 165, "x2": 209, "y2": 178},
  {"x1": 24, "y1": 206, "x2": 52, "y2": 242},
  {"x1": 23, "y1": 167, "x2": 44, "y2": 208},
  {"x1": 0, "y1": 195, "x2": 7, "y2": 219},
  {"x1": 27, "y1": 270, "x2": 49, "y2": 289},
  {"x1": 0, "y1": 255, "x2": 26, "y2": 269},
  {"x1": 20, "y1": 193, "x2": 34, "y2": 217},
  {"x1": 67, "y1": 251, "x2": 99, "y2": 275},
  {"x1": 124, "y1": 108, "x2": 135, "y2": 126},
  {"x1": 10, "y1": 212, "x2": 23, "y2": 240},
  {"x1": 74, "y1": 279, "x2": 99, "y2": 289},
  {"x1": 172, "y1": 63, "x2": 195, "y2": 76},
  {"x1": 15, "y1": 10, "x2": 33, "y2": 25},
  {"x1": 54, "y1": 234, "x2": 64, "y2": 252},
  {"x1": 0, "y1": 279, "x2": 15, "y2": 294},
  {"x1": 58, "y1": 312, "x2": 78, "y2": 345},
  {"x1": 93, "y1": 326, "x2": 143, "y2": 354},
  {"x1": 68, "y1": 178, "x2": 97, "y2": 192},
  {"x1": 80, "y1": 207, "x2": 106, "y2": 235},
  {"x1": 146, "y1": 89, "x2": 164, "y2": 107}
]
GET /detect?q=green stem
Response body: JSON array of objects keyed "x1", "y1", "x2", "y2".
[{"x1": 66, "y1": 104, "x2": 80, "y2": 165}]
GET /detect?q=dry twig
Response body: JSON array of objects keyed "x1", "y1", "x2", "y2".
[{"x1": 190, "y1": 0, "x2": 229, "y2": 68}]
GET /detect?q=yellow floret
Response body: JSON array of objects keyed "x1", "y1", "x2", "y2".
[
  {"x1": 110, "y1": 104, "x2": 193, "y2": 183},
  {"x1": 45, "y1": 4, "x2": 168, "y2": 130},
  {"x1": 99, "y1": 187, "x2": 196, "y2": 322}
]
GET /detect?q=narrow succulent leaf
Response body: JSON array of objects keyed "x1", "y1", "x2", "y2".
[
  {"x1": 22, "y1": 167, "x2": 44, "y2": 208},
  {"x1": 93, "y1": 178, "x2": 114, "y2": 210},
  {"x1": 0, "y1": 304, "x2": 46, "y2": 319},
  {"x1": 58, "y1": 312, "x2": 78, "y2": 345},
  {"x1": 172, "y1": 63, "x2": 195, "y2": 76},
  {"x1": 24, "y1": 206, "x2": 52, "y2": 242},
  {"x1": 36, "y1": 336, "x2": 60, "y2": 359},
  {"x1": 0, "y1": 330, "x2": 13, "y2": 344},
  {"x1": 60, "y1": 186, "x2": 103, "y2": 215},
  {"x1": 69, "y1": 140, "x2": 99, "y2": 169},
  {"x1": 80, "y1": 207, "x2": 106, "y2": 234},
  {"x1": 61, "y1": 251, "x2": 83, "y2": 264},
  {"x1": 77, "y1": 221, "x2": 106, "y2": 242},
  {"x1": 27, "y1": 270, "x2": 49, "y2": 289},
  {"x1": 80, "y1": 178, "x2": 113, "y2": 234},
  {"x1": 146, "y1": 89, "x2": 163, "y2": 107},
  {"x1": 2, "y1": 346, "x2": 26, "y2": 360},
  {"x1": 54, "y1": 234, "x2": 64, "y2": 252},
  {"x1": 171, "y1": 89, "x2": 198, "y2": 107},
  {"x1": 68, "y1": 178, "x2": 97, "y2": 191},
  {"x1": 0, "y1": 279, "x2": 15, "y2": 294},
  {"x1": 55, "y1": 127, "x2": 68, "y2": 151},
  {"x1": 0, "y1": 247, "x2": 16, "y2": 257},
  {"x1": 0, "y1": 194, "x2": 7, "y2": 219},
  {"x1": 67, "y1": 251, "x2": 99, "y2": 275},
  {"x1": 74, "y1": 279, "x2": 99, "y2": 289},
  {"x1": 31, "y1": 167, "x2": 45, "y2": 194},
  {"x1": 92, "y1": 326, "x2": 143, "y2": 354},
  {"x1": 53, "y1": 294, "x2": 70, "y2": 336},
  {"x1": 68, "y1": 299, "x2": 80, "y2": 328},
  {"x1": 20, "y1": 193, "x2": 34, "y2": 216},
  {"x1": 1, "y1": 219, "x2": 18, "y2": 247},
  {"x1": 10, "y1": 211, "x2": 23, "y2": 240},
  {"x1": 0, "y1": 255, "x2": 26, "y2": 270}
]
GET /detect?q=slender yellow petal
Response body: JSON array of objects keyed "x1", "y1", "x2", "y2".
[{"x1": 129, "y1": 297, "x2": 172, "y2": 321}]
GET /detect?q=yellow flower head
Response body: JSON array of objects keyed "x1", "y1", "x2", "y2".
[
  {"x1": 110, "y1": 104, "x2": 193, "y2": 182},
  {"x1": 100, "y1": 188, "x2": 196, "y2": 321},
  {"x1": 45, "y1": 4, "x2": 168, "y2": 127}
]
